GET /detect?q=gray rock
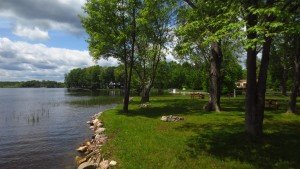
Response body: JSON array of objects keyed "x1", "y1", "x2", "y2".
[
  {"x1": 109, "y1": 160, "x2": 117, "y2": 166},
  {"x1": 77, "y1": 146, "x2": 88, "y2": 153},
  {"x1": 99, "y1": 160, "x2": 109, "y2": 169},
  {"x1": 161, "y1": 115, "x2": 184, "y2": 122},
  {"x1": 161, "y1": 116, "x2": 167, "y2": 121},
  {"x1": 93, "y1": 119, "x2": 99, "y2": 125},
  {"x1": 95, "y1": 128, "x2": 105, "y2": 134},
  {"x1": 78, "y1": 161, "x2": 96, "y2": 169}
]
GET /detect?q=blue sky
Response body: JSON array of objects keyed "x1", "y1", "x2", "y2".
[{"x1": 0, "y1": 0, "x2": 118, "y2": 82}]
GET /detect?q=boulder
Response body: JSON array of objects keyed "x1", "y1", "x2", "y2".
[
  {"x1": 92, "y1": 119, "x2": 99, "y2": 125},
  {"x1": 99, "y1": 160, "x2": 109, "y2": 169},
  {"x1": 77, "y1": 146, "x2": 88, "y2": 153},
  {"x1": 89, "y1": 126, "x2": 94, "y2": 130},
  {"x1": 161, "y1": 115, "x2": 184, "y2": 122},
  {"x1": 96, "y1": 137, "x2": 107, "y2": 144},
  {"x1": 109, "y1": 160, "x2": 117, "y2": 166},
  {"x1": 96, "y1": 122, "x2": 103, "y2": 128},
  {"x1": 75, "y1": 156, "x2": 87, "y2": 165},
  {"x1": 86, "y1": 141, "x2": 91, "y2": 146},
  {"x1": 95, "y1": 128, "x2": 105, "y2": 134},
  {"x1": 161, "y1": 116, "x2": 167, "y2": 121},
  {"x1": 78, "y1": 161, "x2": 96, "y2": 169}
]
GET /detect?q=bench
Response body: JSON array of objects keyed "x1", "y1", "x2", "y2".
[
  {"x1": 190, "y1": 93, "x2": 205, "y2": 99},
  {"x1": 265, "y1": 99, "x2": 279, "y2": 110}
]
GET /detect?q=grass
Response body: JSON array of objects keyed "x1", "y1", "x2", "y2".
[{"x1": 99, "y1": 95, "x2": 300, "y2": 169}]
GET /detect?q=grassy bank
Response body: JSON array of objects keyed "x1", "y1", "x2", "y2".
[{"x1": 99, "y1": 95, "x2": 300, "y2": 169}]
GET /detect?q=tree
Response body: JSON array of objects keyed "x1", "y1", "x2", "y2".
[
  {"x1": 82, "y1": 0, "x2": 140, "y2": 113},
  {"x1": 176, "y1": 0, "x2": 241, "y2": 112},
  {"x1": 288, "y1": 36, "x2": 300, "y2": 114},
  {"x1": 243, "y1": 0, "x2": 299, "y2": 136},
  {"x1": 134, "y1": 0, "x2": 173, "y2": 103},
  {"x1": 269, "y1": 36, "x2": 293, "y2": 95}
]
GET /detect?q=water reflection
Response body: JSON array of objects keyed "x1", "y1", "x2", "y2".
[{"x1": 0, "y1": 88, "x2": 117, "y2": 169}]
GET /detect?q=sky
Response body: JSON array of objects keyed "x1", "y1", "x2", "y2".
[{"x1": 0, "y1": 0, "x2": 119, "y2": 82}]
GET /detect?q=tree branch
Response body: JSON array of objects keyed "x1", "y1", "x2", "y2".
[{"x1": 183, "y1": 0, "x2": 196, "y2": 9}]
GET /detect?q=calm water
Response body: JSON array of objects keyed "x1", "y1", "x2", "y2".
[{"x1": 0, "y1": 88, "x2": 117, "y2": 169}]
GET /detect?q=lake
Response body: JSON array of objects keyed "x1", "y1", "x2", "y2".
[{"x1": 0, "y1": 88, "x2": 117, "y2": 169}]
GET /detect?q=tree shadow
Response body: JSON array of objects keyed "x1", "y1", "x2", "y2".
[
  {"x1": 221, "y1": 98, "x2": 245, "y2": 112},
  {"x1": 117, "y1": 98, "x2": 211, "y2": 118},
  {"x1": 179, "y1": 121, "x2": 300, "y2": 169}
]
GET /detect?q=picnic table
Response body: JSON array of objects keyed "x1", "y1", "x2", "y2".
[
  {"x1": 190, "y1": 93, "x2": 205, "y2": 99},
  {"x1": 265, "y1": 99, "x2": 279, "y2": 110}
]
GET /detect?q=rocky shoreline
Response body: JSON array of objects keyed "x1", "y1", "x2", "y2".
[{"x1": 75, "y1": 112, "x2": 116, "y2": 169}]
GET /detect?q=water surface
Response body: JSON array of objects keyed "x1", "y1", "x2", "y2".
[{"x1": 0, "y1": 88, "x2": 116, "y2": 169}]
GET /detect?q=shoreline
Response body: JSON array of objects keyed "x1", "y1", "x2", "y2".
[{"x1": 75, "y1": 111, "x2": 117, "y2": 169}]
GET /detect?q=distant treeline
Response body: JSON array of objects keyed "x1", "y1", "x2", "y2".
[
  {"x1": 0, "y1": 80, "x2": 64, "y2": 88},
  {"x1": 65, "y1": 60, "x2": 243, "y2": 94},
  {"x1": 65, "y1": 65, "x2": 123, "y2": 89}
]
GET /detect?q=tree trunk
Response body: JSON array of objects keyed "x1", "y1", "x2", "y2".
[
  {"x1": 123, "y1": 4, "x2": 136, "y2": 113},
  {"x1": 140, "y1": 83, "x2": 152, "y2": 103},
  {"x1": 123, "y1": 82, "x2": 130, "y2": 113},
  {"x1": 245, "y1": 0, "x2": 260, "y2": 137},
  {"x1": 281, "y1": 68, "x2": 287, "y2": 96},
  {"x1": 255, "y1": 37, "x2": 272, "y2": 135},
  {"x1": 288, "y1": 36, "x2": 300, "y2": 113},
  {"x1": 245, "y1": 0, "x2": 273, "y2": 137},
  {"x1": 204, "y1": 42, "x2": 222, "y2": 112}
]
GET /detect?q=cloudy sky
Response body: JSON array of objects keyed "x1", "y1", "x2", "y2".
[{"x1": 0, "y1": 0, "x2": 118, "y2": 82}]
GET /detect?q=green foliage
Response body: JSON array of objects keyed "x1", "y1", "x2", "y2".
[
  {"x1": 175, "y1": 0, "x2": 242, "y2": 56},
  {"x1": 221, "y1": 55, "x2": 243, "y2": 94},
  {"x1": 268, "y1": 35, "x2": 294, "y2": 91},
  {"x1": 64, "y1": 65, "x2": 121, "y2": 89}
]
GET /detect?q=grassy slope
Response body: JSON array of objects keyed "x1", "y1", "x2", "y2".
[{"x1": 100, "y1": 95, "x2": 300, "y2": 169}]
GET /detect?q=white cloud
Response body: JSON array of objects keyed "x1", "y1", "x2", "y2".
[
  {"x1": 0, "y1": 0, "x2": 87, "y2": 39},
  {"x1": 13, "y1": 25, "x2": 49, "y2": 40},
  {"x1": 0, "y1": 37, "x2": 118, "y2": 81}
]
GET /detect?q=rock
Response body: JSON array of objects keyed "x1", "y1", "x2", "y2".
[
  {"x1": 96, "y1": 137, "x2": 107, "y2": 144},
  {"x1": 96, "y1": 122, "x2": 103, "y2": 127},
  {"x1": 109, "y1": 160, "x2": 117, "y2": 166},
  {"x1": 161, "y1": 116, "x2": 167, "y2": 121},
  {"x1": 95, "y1": 134, "x2": 106, "y2": 140},
  {"x1": 161, "y1": 115, "x2": 184, "y2": 122},
  {"x1": 129, "y1": 97, "x2": 134, "y2": 102},
  {"x1": 86, "y1": 141, "x2": 91, "y2": 146},
  {"x1": 93, "y1": 119, "x2": 99, "y2": 125},
  {"x1": 99, "y1": 160, "x2": 109, "y2": 169},
  {"x1": 75, "y1": 156, "x2": 87, "y2": 165},
  {"x1": 95, "y1": 128, "x2": 105, "y2": 134},
  {"x1": 89, "y1": 126, "x2": 95, "y2": 130},
  {"x1": 78, "y1": 161, "x2": 96, "y2": 169},
  {"x1": 96, "y1": 155, "x2": 102, "y2": 165},
  {"x1": 77, "y1": 146, "x2": 88, "y2": 153}
]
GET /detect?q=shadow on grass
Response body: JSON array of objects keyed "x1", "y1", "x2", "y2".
[
  {"x1": 117, "y1": 98, "x2": 212, "y2": 118},
  {"x1": 221, "y1": 98, "x2": 245, "y2": 112},
  {"x1": 180, "y1": 121, "x2": 300, "y2": 169}
]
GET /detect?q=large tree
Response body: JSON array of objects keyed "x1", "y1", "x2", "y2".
[
  {"x1": 176, "y1": 0, "x2": 241, "y2": 112},
  {"x1": 243, "y1": 0, "x2": 299, "y2": 136},
  {"x1": 82, "y1": 0, "x2": 140, "y2": 113}
]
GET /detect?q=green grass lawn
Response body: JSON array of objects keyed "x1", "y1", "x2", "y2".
[{"x1": 99, "y1": 95, "x2": 300, "y2": 169}]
